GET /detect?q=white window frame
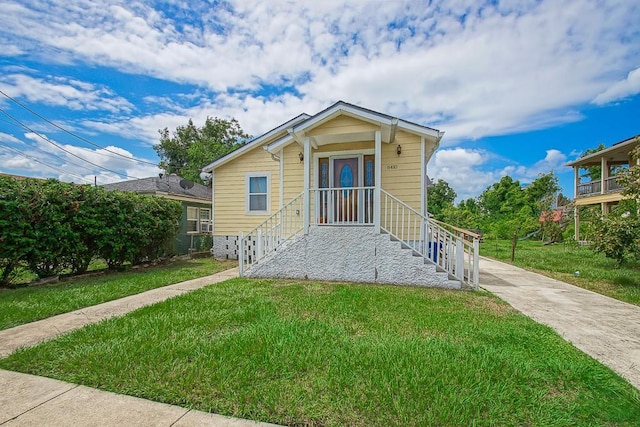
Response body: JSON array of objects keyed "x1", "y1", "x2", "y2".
[
  {"x1": 245, "y1": 172, "x2": 271, "y2": 215},
  {"x1": 187, "y1": 206, "x2": 212, "y2": 234}
]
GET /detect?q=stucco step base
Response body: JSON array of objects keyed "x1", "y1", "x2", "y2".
[{"x1": 245, "y1": 226, "x2": 461, "y2": 289}]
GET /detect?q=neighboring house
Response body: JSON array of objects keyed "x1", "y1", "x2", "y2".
[
  {"x1": 539, "y1": 209, "x2": 564, "y2": 224},
  {"x1": 203, "y1": 101, "x2": 480, "y2": 289},
  {"x1": 102, "y1": 174, "x2": 212, "y2": 255},
  {"x1": 567, "y1": 134, "x2": 639, "y2": 240}
]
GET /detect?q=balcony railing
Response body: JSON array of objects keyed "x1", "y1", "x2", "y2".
[
  {"x1": 310, "y1": 187, "x2": 375, "y2": 225},
  {"x1": 576, "y1": 176, "x2": 625, "y2": 198},
  {"x1": 605, "y1": 176, "x2": 625, "y2": 192}
]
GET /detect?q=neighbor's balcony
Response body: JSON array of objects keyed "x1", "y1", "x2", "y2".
[{"x1": 576, "y1": 176, "x2": 625, "y2": 198}]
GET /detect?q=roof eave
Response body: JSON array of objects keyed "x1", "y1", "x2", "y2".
[{"x1": 202, "y1": 113, "x2": 311, "y2": 172}]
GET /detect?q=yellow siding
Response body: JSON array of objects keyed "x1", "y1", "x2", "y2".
[
  {"x1": 381, "y1": 130, "x2": 422, "y2": 212},
  {"x1": 315, "y1": 141, "x2": 374, "y2": 154},
  {"x1": 282, "y1": 143, "x2": 304, "y2": 202},
  {"x1": 307, "y1": 115, "x2": 378, "y2": 137},
  {"x1": 214, "y1": 144, "x2": 280, "y2": 235},
  {"x1": 214, "y1": 115, "x2": 429, "y2": 235},
  {"x1": 573, "y1": 193, "x2": 627, "y2": 206}
]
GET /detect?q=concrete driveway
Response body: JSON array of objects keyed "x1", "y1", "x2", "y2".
[{"x1": 480, "y1": 257, "x2": 640, "y2": 390}]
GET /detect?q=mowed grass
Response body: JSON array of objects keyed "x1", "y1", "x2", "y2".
[
  {"x1": 1, "y1": 278, "x2": 638, "y2": 426},
  {"x1": 0, "y1": 258, "x2": 234, "y2": 330},
  {"x1": 481, "y1": 239, "x2": 640, "y2": 306}
]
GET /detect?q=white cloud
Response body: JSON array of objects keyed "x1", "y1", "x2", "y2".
[
  {"x1": 429, "y1": 147, "x2": 569, "y2": 201},
  {"x1": 0, "y1": 73, "x2": 134, "y2": 113},
  {"x1": 0, "y1": 130, "x2": 160, "y2": 183},
  {"x1": 0, "y1": 0, "x2": 639, "y2": 191},
  {"x1": 592, "y1": 67, "x2": 640, "y2": 105}
]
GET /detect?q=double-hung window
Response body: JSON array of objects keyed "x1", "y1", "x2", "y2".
[
  {"x1": 246, "y1": 173, "x2": 270, "y2": 214},
  {"x1": 187, "y1": 206, "x2": 212, "y2": 233}
]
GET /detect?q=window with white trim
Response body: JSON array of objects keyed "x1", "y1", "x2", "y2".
[
  {"x1": 246, "y1": 173, "x2": 270, "y2": 214},
  {"x1": 187, "y1": 206, "x2": 212, "y2": 233}
]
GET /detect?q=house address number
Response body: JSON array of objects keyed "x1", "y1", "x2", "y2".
[{"x1": 386, "y1": 165, "x2": 398, "y2": 170}]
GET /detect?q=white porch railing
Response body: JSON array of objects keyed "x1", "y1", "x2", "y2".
[
  {"x1": 310, "y1": 187, "x2": 375, "y2": 225},
  {"x1": 380, "y1": 190, "x2": 480, "y2": 289},
  {"x1": 239, "y1": 192, "x2": 304, "y2": 276},
  {"x1": 239, "y1": 188, "x2": 480, "y2": 289}
]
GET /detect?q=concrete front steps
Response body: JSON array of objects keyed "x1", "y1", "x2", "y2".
[{"x1": 244, "y1": 226, "x2": 461, "y2": 289}]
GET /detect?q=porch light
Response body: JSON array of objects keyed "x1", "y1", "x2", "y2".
[
  {"x1": 299, "y1": 152, "x2": 304, "y2": 162},
  {"x1": 396, "y1": 144, "x2": 402, "y2": 156}
]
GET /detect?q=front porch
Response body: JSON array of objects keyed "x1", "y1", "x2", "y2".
[{"x1": 238, "y1": 186, "x2": 480, "y2": 289}]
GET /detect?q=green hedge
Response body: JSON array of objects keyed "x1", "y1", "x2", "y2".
[{"x1": 0, "y1": 177, "x2": 182, "y2": 285}]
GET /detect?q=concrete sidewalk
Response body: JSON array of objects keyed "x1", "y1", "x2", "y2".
[
  {"x1": 480, "y1": 257, "x2": 640, "y2": 390},
  {"x1": 0, "y1": 267, "x2": 239, "y2": 357},
  {"x1": 0, "y1": 267, "x2": 283, "y2": 426},
  {"x1": 0, "y1": 369, "x2": 279, "y2": 426}
]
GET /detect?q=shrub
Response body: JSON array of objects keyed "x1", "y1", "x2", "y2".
[
  {"x1": 0, "y1": 177, "x2": 182, "y2": 285},
  {"x1": 591, "y1": 215, "x2": 640, "y2": 266}
]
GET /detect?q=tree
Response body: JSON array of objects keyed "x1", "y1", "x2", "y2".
[
  {"x1": 618, "y1": 144, "x2": 640, "y2": 200},
  {"x1": 524, "y1": 172, "x2": 560, "y2": 212},
  {"x1": 590, "y1": 144, "x2": 640, "y2": 264},
  {"x1": 154, "y1": 117, "x2": 250, "y2": 183},
  {"x1": 427, "y1": 179, "x2": 456, "y2": 220},
  {"x1": 579, "y1": 143, "x2": 605, "y2": 182}
]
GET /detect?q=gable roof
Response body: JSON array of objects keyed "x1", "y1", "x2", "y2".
[
  {"x1": 265, "y1": 101, "x2": 444, "y2": 154},
  {"x1": 202, "y1": 101, "x2": 444, "y2": 171},
  {"x1": 102, "y1": 174, "x2": 211, "y2": 201},
  {"x1": 201, "y1": 113, "x2": 311, "y2": 172}
]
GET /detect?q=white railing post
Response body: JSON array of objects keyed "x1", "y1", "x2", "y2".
[
  {"x1": 456, "y1": 235, "x2": 464, "y2": 281},
  {"x1": 303, "y1": 137, "x2": 311, "y2": 234},
  {"x1": 238, "y1": 231, "x2": 244, "y2": 276},
  {"x1": 473, "y1": 238, "x2": 480, "y2": 290},
  {"x1": 256, "y1": 229, "x2": 263, "y2": 262}
]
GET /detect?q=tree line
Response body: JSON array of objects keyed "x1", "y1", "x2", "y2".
[
  {"x1": 428, "y1": 143, "x2": 640, "y2": 265},
  {"x1": 427, "y1": 172, "x2": 567, "y2": 241}
]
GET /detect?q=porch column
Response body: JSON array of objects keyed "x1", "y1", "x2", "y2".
[
  {"x1": 279, "y1": 148, "x2": 284, "y2": 209},
  {"x1": 573, "y1": 166, "x2": 579, "y2": 200},
  {"x1": 574, "y1": 206, "x2": 580, "y2": 241},
  {"x1": 374, "y1": 130, "x2": 382, "y2": 233},
  {"x1": 601, "y1": 157, "x2": 607, "y2": 194},
  {"x1": 303, "y1": 137, "x2": 311, "y2": 234},
  {"x1": 420, "y1": 137, "x2": 426, "y2": 217}
]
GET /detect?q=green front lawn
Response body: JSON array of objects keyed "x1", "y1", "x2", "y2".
[
  {"x1": 481, "y1": 239, "x2": 640, "y2": 306},
  {"x1": 0, "y1": 258, "x2": 234, "y2": 330},
  {"x1": 2, "y1": 278, "x2": 638, "y2": 426}
]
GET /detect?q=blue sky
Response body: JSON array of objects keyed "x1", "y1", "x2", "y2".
[{"x1": 1, "y1": 0, "x2": 639, "y2": 201}]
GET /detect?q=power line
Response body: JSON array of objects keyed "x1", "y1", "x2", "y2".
[
  {"x1": 0, "y1": 107, "x2": 141, "y2": 180},
  {"x1": 0, "y1": 116, "x2": 103, "y2": 174},
  {"x1": 0, "y1": 89, "x2": 160, "y2": 167},
  {"x1": 0, "y1": 142, "x2": 94, "y2": 183}
]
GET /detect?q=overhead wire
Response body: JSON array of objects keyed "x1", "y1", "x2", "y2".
[
  {"x1": 0, "y1": 89, "x2": 160, "y2": 167},
  {"x1": 0, "y1": 107, "x2": 141, "y2": 180},
  {"x1": 0, "y1": 116, "x2": 104, "y2": 174},
  {"x1": 0, "y1": 142, "x2": 94, "y2": 183}
]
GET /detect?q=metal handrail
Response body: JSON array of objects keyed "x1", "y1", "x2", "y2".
[
  {"x1": 238, "y1": 192, "x2": 304, "y2": 276},
  {"x1": 380, "y1": 190, "x2": 480, "y2": 289}
]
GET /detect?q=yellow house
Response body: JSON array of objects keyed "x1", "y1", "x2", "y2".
[
  {"x1": 203, "y1": 101, "x2": 479, "y2": 289},
  {"x1": 567, "y1": 134, "x2": 639, "y2": 240}
]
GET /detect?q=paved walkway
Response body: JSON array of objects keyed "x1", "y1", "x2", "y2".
[
  {"x1": 0, "y1": 267, "x2": 282, "y2": 426},
  {"x1": 0, "y1": 369, "x2": 278, "y2": 426},
  {"x1": 480, "y1": 257, "x2": 640, "y2": 390},
  {"x1": 0, "y1": 268, "x2": 239, "y2": 357}
]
